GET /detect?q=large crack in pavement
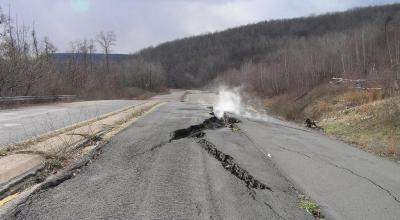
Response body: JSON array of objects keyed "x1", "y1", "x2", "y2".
[
  {"x1": 2, "y1": 105, "x2": 317, "y2": 220},
  {"x1": 196, "y1": 138, "x2": 271, "y2": 191},
  {"x1": 170, "y1": 114, "x2": 272, "y2": 192},
  {"x1": 170, "y1": 115, "x2": 240, "y2": 141}
]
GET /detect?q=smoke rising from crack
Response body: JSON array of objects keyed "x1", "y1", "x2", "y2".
[
  {"x1": 213, "y1": 87, "x2": 242, "y2": 118},
  {"x1": 212, "y1": 86, "x2": 277, "y2": 123}
]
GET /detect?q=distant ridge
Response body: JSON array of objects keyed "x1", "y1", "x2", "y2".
[{"x1": 53, "y1": 53, "x2": 130, "y2": 62}]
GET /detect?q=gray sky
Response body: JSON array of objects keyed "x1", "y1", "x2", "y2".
[{"x1": 1, "y1": 0, "x2": 399, "y2": 54}]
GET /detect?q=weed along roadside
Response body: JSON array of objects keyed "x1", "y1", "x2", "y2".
[{"x1": 0, "y1": 101, "x2": 164, "y2": 208}]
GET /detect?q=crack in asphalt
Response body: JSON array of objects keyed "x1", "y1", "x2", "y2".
[
  {"x1": 323, "y1": 160, "x2": 400, "y2": 205},
  {"x1": 273, "y1": 144, "x2": 312, "y2": 159},
  {"x1": 168, "y1": 114, "x2": 299, "y2": 219},
  {"x1": 170, "y1": 115, "x2": 239, "y2": 141},
  {"x1": 149, "y1": 141, "x2": 168, "y2": 151},
  {"x1": 263, "y1": 201, "x2": 287, "y2": 220},
  {"x1": 247, "y1": 118, "x2": 313, "y2": 134},
  {"x1": 3, "y1": 106, "x2": 310, "y2": 220},
  {"x1": 128, "y1": 139, "x2": 169, "y2": 158},
  {"x1": 9, "y1": 163, "x2": 87, "y2": 219},
  {"x1": 238, "y1": 124, "x2": 313, "y2": 161},
  {"x1": 199, "y1": 147, "x2": 223, "y2": 220},
  {"x1": 169, "y1": 115, "x2": 272, "y2": 191},
  {"x1": 271, "y1": 141, "x2": 400, "y2": 205},
  {"x1": 236, "y1": 129, "x2": 272, "y2": 161},
  {"x1": 196, "y1": 138, "x2": 272, "y2": 191}
]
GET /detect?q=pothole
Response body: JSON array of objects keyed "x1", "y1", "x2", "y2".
[{"x1": 170, "y1": 112, "x2": 271, "y2": 191}]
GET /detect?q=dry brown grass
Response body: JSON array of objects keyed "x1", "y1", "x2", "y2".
[
  {"x1": 302, "y1": 86, "x2": 384, "y2": 120},
  {"x1": 338, "y1": 90, "x2": 384, "y2": 107},
  {"x1": 373, "y1": 97, "x2": 400, "y2": 125},
  {"x1": 386, "y1": 135, "x2": 400, "y2": 157},
  {"x1": 266, "y1": 95, "x2": 304, "y2": 121},
  {"x1": 265, "y1": 83, "x2": 399, "y2": 160},
  {"x1": 321, "y1": 96, "x2": 400, "y2": 159}
]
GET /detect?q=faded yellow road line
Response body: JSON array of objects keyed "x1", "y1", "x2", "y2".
[
  {"x1": 2, "y1": 101, "x2": 150, "y2": 152},
  {"x1": 102, "y1": 102, "x2": 166, "y2": 140},
  {"x1": 0, "y1": 102, "x2": 165, "y2": 207},
  {"x1": 0, "y1": 193, "x2": 19, "y2": 207}
]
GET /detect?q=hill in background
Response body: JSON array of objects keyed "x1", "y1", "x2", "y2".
[
  {"x1": 134, "y1": 3, "x2": 400, "y2": 91},
  {"x1": 130, "y1": 3, "x2": 400, "y2": 159}
]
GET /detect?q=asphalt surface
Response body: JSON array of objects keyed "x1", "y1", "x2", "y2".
[
  {"x1": 240, "y1": 118, "x2": 400, "y2": 220},
  {"x1": 0, "y1": 100, "x2": 141, "y2": 146},
  {"x1": 7, "y1": 101, "x2": 312, "y2": 220},
  {"x1": 3, "y1": 91, "x2": 400, "y2": 219}
]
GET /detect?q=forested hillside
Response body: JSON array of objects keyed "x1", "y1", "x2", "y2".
[
  {"x1": 2, "y1": 3, "x2": 400, "y2": 101},
  {"x1": 134, "y1": 3, "x2": 400, "y2": 97},
  {"x1": 133, "y1": 3, "x2": 400, "y2": 159},
  {"x1": 132, "y1": 3, "x2": 400, "y2": 159}
]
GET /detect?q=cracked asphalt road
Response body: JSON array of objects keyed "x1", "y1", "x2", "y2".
[
  {"x1": 239, "y1": 118, "x2": 400, "y2": 220},
  {"x1": 3, "y1": 91, "x2": 400, "y2": 219},
  {"x1": 7, "y1": 101, "x2": 311, "y2": 220}
]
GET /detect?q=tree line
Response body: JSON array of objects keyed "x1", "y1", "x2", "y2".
[
  {"x1": 136, "y1": 3, "x2": 400, "y2": 97},
  {"x1": 2, "y1": 3, "x2": 400, "y2": 99},
  {"x1": 0, "y1": 7, "x2": 166, "y2": 98}
]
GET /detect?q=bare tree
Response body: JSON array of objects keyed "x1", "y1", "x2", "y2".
[
  {"x1": 88, "y1": 39, "x2": 96, "y2": 74},
  {"x1": 96, "y1": 31, "x2": 116, "y2": 74}
]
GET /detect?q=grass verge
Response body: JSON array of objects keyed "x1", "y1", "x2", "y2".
[{"x1": 265, "y1": 84, "x2": 400, "y2": 160}]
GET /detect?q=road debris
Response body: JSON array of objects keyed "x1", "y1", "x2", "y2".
[{"x1": 305, "y1": 118, "x2": 324, "y2": 132}]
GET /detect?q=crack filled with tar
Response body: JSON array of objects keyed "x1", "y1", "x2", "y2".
[{"x1": 170, "y1": 113, "x2": 272, "y2": 191}]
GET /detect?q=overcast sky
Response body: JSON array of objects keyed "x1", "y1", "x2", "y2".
[{"x1": 0, "y1": 0, "x2": 399, "y2": 54}]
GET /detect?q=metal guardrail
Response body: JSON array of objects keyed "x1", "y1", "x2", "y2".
[{"x1": 0, "y1": 95, "x2": 77, "y2": 103}]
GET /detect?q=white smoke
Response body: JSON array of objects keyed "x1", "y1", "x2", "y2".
[
  {"x1": 212, "y1": 86, "x2": 278, "y2": 123},
  {"x1": 213, "y1": 87, "x2": 243, "y2": 118}
]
